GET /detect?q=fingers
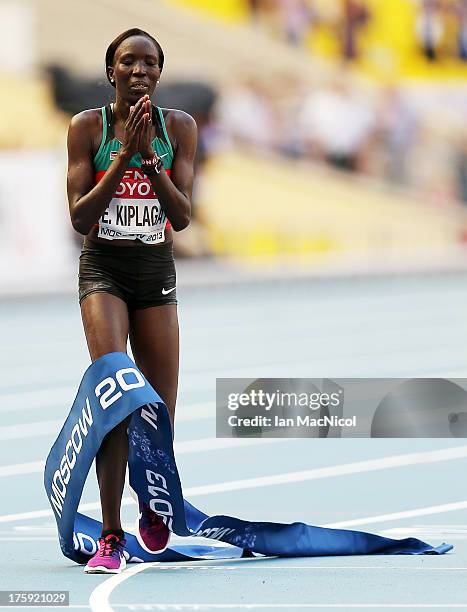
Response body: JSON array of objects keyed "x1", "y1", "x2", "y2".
[
  {"x1": 123, "y1": 95, "x2": 152, "y2": 154},
  {"x1": 139, "y1": 113, "x2": 151, "y2": 141},
  {"x1": 134, "y1": 100, "x2": 151, "y2": 126},
  {"x1": 127, "y1": 95, "x2": 150, "y2": 127},
  {"x1": 136, "y1": 111, "x2": 151, "y2": 137},
  {"x1": 132, "y1": 116, "x2": 144, "y2": 147},
  {"x1": 128, "y1": 100, "x2": 147, "y2": 130},
  {"x1": 129, "y1": 94, "x2": 148, "y2": 113}
]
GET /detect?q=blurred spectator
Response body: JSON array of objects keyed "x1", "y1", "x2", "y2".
[
  {"x1": 456, "y1": 149, "x2": 467, "y2": 203},
  {"x1": 450, "y1": 0, "x2": 467, "y2": 60},
  {"x1": 298, "y1": 77, "x2": 374, "y2": 171},
  {"x1": 218, "y1": 78, "x2": 278, "y2": 152},
  {"x1": 278, "y1": 0, "x2": 315, "y2": 47},
  {"x1": 415, "y1": 0, "x2": 445, "y2": 61},
  {"x1": 340, "y1": 0, "x2": 370, "y2": 61},
  {"x1": 247, "y1": 0, "x2": 267, "y2": 23},
  {"x1": 246, "y1": 0, "x2": 282, "y2": 36},
  {"x1": 246, "y1": 0, "x2": 315, "y2": 47},
  {"x1": 274, "y1": 73, "x2": 309, "y2": 158},
  {"x1": 377, "y1": 86, "x2": 418, "y2": 186},
  {"x1": 455, "y1": 131, "x2": 467, "y2": 204}
]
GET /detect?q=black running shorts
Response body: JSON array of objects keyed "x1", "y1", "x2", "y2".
[{"x1": 78, "y1": 240, "x2": 177, "y2": 310}]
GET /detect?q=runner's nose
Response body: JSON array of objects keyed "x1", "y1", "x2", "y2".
[{"x1": 132, "y1": 61, "x2": 147, "y2": 76}]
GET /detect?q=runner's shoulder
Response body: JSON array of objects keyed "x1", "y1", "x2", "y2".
[
  {"x1": 162, "y1": 108, "x2": 196, "y2": 133},
  {"x1": 68, "y1": 108, "x2": 103, "y2": 137},
  {"x1": 162, "y1": 109, "x2": 197, "y2": 151},
  {"x1": 68, "y1": 108, "x2": 103, "y2": 155}
]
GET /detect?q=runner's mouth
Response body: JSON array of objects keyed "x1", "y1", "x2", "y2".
[{"x1": 130, "y1": 83, "x2": 149, "y2": 91}]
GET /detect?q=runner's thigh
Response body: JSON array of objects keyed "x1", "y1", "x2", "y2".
[
  {"x1": 129, "y1": 304, "x2": 179, "y2": 416},
  {"x1": 80, "y1": 292, "x2": 129, "y2": 362}
]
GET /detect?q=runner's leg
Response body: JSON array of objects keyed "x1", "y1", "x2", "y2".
[
  {"x1": 81, "y1": 292, "x2": 129, "y2": 534},
  {"x1": 129, "y1": 304, "x2": 179, "y2": 435}
]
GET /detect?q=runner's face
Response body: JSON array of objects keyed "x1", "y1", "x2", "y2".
[{"x1": 110, "y1": 36, "x2": 161, "y2": 101}]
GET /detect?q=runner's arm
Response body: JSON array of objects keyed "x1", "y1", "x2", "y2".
[
  {"x1": 66, "y1": 112, "x2": 129, "y2": 234},
  {"x1": 144, "y1": 110, "x2": 197, "y2": 231}
]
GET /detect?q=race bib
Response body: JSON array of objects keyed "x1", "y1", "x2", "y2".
[{"x1": 96, "y1": 169, "x2": 167, "y2": 244}]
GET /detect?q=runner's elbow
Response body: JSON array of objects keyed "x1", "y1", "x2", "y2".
[
  {"x1": 172, "y1": 213, "x2": 191, "y2": 232},
  {"x1": 72, "y1": 223, "x2": 90, "y2": 236},
  {"x1": 69, "y1": 200, "x2": 93, "y2": 235},
  {"x1": 70, "y1": 212, "x2": 91, "y2": 235}
]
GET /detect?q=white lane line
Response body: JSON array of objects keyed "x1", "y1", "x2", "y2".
[
  {"x1": 325, "y1": 500, "x2": 467, "y2": 529},
  {"x1": 9, "y1": 323, "x2": 464, "y2": 398},
  {"x1": 2, "y1": 446, "x2": 467, "y2": 524},
  {"x1": 0, "y1": 420, "x2": 65, "y2": 441},
  {"x1": 0, "y1": 436, "x2": 289, "y2": 477},
  {"x1": 165, "y1": 445, "x2": 467, "y2": 496},
  {"x1": 89, "y1": 562, "x2": 160, "y2": 612},
  {"x1": 0, "y1": 402, "x2": 214, "y2": 441},
  {"x1": 0, "y1": 460, "x2": 45, "y2": 477},
  {"x1": 6, "y1": 440, "x2": 467, "y2": 479},
  {"x1": 0, "y1": 508, "x2": 54, "y2": 522},
  {"x1": 381, "y1": 525, "x2": 467, "y2": 536},
  {"x1": 382, "y1": 525, "x2": 467, "y2": 536},
  {"x1": 0, "y1": 386, "x2": 75, "y2": 413}
]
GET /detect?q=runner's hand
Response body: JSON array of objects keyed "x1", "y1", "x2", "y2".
[
  {"x1": 120, "y1": 97, "x2": 146, "y2": 157},
  {"x1": 138, "y1": 97, "x2": 154, "y2": 159}
]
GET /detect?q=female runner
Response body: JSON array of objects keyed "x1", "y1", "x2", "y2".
[{"x1": 66, "y1": 28, "x2": 197, "y2": 574}]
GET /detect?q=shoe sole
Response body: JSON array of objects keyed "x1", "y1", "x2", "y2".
[
  {"x1": 84, "y1": 556, "x2": 126, "y2": 574},
  {"x1": 128, "y1": 485, "x2": 171, "y2": 555},
  {"x1": 84, "y1": 566, "x2": 122, "y2": 574}
]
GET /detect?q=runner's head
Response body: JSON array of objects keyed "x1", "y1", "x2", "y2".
[{"x1": 105, "y1": 28, "x2": 164, "y2": 100}]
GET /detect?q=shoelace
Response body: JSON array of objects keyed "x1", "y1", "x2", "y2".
[{"x1": 98, "y1": 536, "x2": 124, "y2": 557}]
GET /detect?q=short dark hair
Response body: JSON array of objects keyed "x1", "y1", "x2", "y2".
[{"x1": 105, "y1": 28, "x2": 164, "y2": 87}]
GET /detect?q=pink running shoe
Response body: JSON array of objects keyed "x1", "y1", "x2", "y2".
[
  {"x1": 84, "y1": 534, "x2": 126, "y2": 574},
  {"x1": 135, "y1": 502, "x2": 171, "y2": 554}
]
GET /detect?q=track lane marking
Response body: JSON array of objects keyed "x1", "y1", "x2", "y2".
[
  {"x1": 89, "y1": 562, "x2": 160, "y2": 612},
  {"x1": 2, "y1": 446, "x2": 467, "y2": 523},
  {"x1": 325, "y1": 500, "x2": 467, "y2": 528},
  {"x1": 3, "y1": 442, "x2": 467, "y2": 478},
  {"x1": 0, "y1": 437, "x2": 290, "y2": 477},
  {"x1": 0, "y1": 403, "x2": 214, "y2": 441}
]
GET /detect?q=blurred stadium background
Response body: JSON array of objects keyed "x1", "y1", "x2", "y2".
[{"x1": 2, "y1": 0, "x2": 467, "y2": 295}]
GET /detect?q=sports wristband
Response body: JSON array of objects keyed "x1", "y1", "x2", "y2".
[{"x1": 141, "y1": 155, "x2": 163, "y2": 175}]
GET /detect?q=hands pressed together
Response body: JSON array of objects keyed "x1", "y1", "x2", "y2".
[{"x1": 121, "y1": 94, "x2": 155, "y2": 160}]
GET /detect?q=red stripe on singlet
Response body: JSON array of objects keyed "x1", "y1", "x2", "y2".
[{"x1": 93, "y1": 168, "x2": 172, "y2": 230}]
